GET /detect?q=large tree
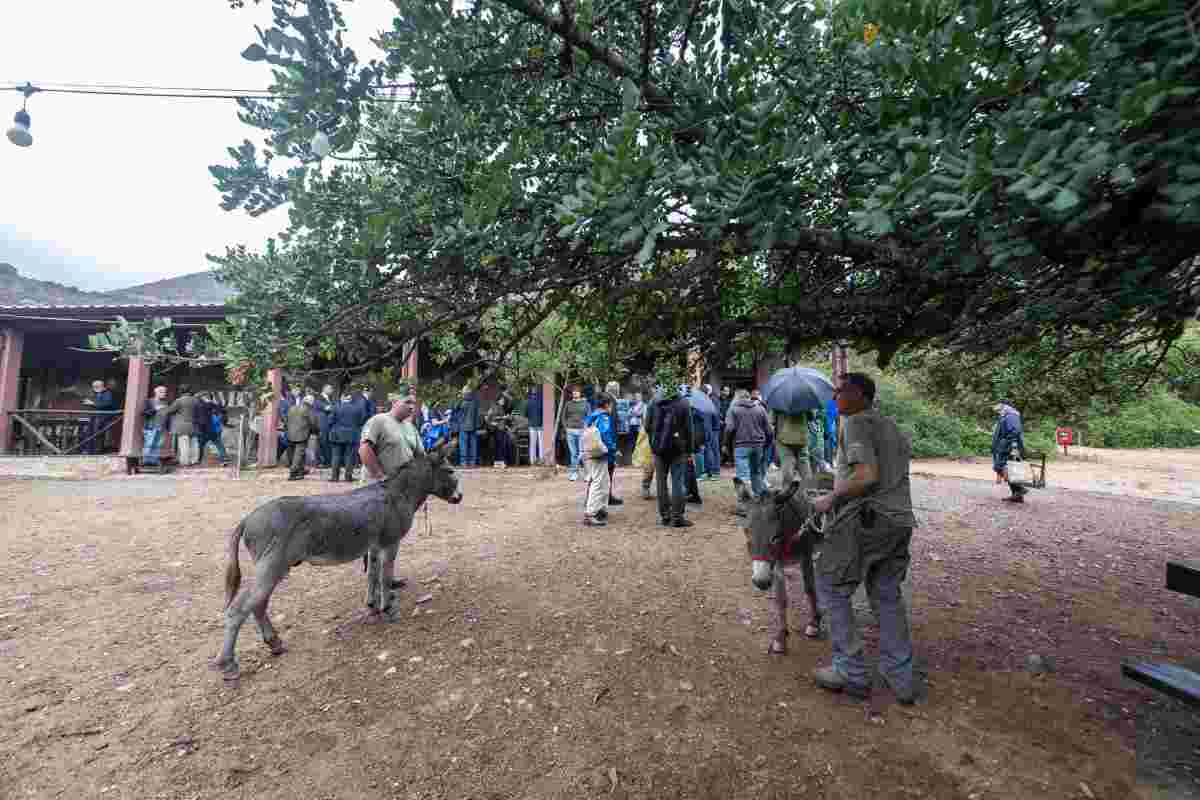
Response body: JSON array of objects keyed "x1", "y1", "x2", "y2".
[{"x1": 211, "y1": 0, "x2": 1200, "y2": 384}]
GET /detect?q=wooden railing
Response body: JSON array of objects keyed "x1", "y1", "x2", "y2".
[{"x1": 6, "y1": 409, "x2": 123, "y2": 456}]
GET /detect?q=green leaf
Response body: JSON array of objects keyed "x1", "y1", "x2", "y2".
[
  {"x1": 621, "y1": 78, "x2": 640, "y2": 112},
  {"x1": 1050, "y1": 188, "x2": 1082, "y2": 212},
  {"x1": 241, "y1": 44, "x2": 268, "y2": 62}
]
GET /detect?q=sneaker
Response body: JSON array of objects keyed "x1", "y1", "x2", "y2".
[
  {"x1": 582, "y1": 515, "x2": 607, "y2": 527},
  {"x1": 671, "y1": 518, "x2": 695, "y2": 528},
  {"x1": 640, "y1": 488, "x2": 654, "y2": 500},
  {"x1": 608, "y1": 496, "x2": 624, "y2": 506},
  {"x1": 568, "y1": 472, "x2": 578, "y2": 481},
  {"x1": 1002, "y1": 494, "x2": 1025, "y2": 503},
  {"x1": 658, "y1": 517, "x2": 672, "y2": 526},
  {"x1": 687, "y1": 495, "x2": 703, "y2": 505},
  {"x1": 812, "y1": 665, "x2": 870, "y2": 699},
  {"x1": 595, "y1": 509, "x2": 609, "y2": 521}
]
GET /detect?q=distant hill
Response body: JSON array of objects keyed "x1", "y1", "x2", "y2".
[
  {"x1": 0, "y1": 262, "x2": 235, "y2": 306},
  {"x1": 101, "y1": 271, "x2": 236, "y2": 305}
]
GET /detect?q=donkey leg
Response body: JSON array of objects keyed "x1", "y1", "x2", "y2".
[
  {"x1": 365, "y1": 547, "x2": 383, "y2": 611},
  {"x1": 213, "y1": 566, "x2": 280, "y2": 686},
  {"x1": 378, "y1": 542, "x2": 402, "y2": 621},
  {"x1": 767, "y1": 562, "x2": 789, "y2": 654},
  {"x1": 252, "y1": 569, "x2": 288, "y2": 656},
  {"x1": 799, "y1": 540, "x2": 823, "y2": 638}
]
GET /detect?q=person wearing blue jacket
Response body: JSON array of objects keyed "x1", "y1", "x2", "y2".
[
  {"x1": 581, "y1": 395, "x2": 617, "y2": 527},
  {"x1": 824, "y1": 397, "x2": 839, "y2": 466},
  {"x1": 527, "y1": 385, "x2": 546, "y2": 465}
]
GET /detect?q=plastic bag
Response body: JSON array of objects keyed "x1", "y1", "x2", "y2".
[
  {"x1": 632, "y1": 427, "x2": 651, "y2": 468},
  {"x1": 581, "y1": 424, "x2": 608, "y2": 459}
]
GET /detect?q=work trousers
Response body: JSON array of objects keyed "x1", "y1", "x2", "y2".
[
  {"x1": 778, "y1": 443, "x2": 812, "y2": 488},
  {"x1": 816, "y1": 519, "x2": 914, "y2": 697},
  {"x1": 288, "y1": 442, "x2": 308, "y2": 477}
]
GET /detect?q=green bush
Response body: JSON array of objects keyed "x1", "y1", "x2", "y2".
[
  {"x1": 1086, "y1": 390, "x2": 1200, "y2": 449},
  {"x1": 875, "y1": 381, "x2": 995, "y2": 458}
]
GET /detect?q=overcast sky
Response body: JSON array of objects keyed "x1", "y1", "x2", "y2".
[{"x1": 0, "y1": 1, "x2": 398, "y2": 291}]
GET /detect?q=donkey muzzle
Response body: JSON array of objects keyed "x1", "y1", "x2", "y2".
[{"x1": 751, "y1": 560, "x2": 773, "y2": 591}]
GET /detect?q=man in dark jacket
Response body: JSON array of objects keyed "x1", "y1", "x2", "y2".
[
  {"x1": 286, "y1": 397, "x2": 320, "y2": 480},
  {"x1": 166, "y1": 385, "x2": 200, "y2": 466},
  {"x1": 725, "y1": 388, "x2": 772, "y2": 515},
  {"x1": 992, "y1": 399, "x2": 1028, "y2": 503},
  {"x1": 526, "y1": 385, "x2": 546, "y2": 465},
  {"x1": 718, "y1": 385, "x2": 734, "y2": 465},
  {"x1": 329, "y1": 389, "x2": 369, "y2": 482},
  {"x1": 316, "y1": 384, "x2": 336, "y2": 467},
  {"x1": 455, "y1": 386, "x2": 481, "y2": 467},
  {"x1": 82, "y1": 379, "x2": 117, "y2": 454},
  {"x1": 650, "y1": 382, "x2": 695, "y2": 528}
]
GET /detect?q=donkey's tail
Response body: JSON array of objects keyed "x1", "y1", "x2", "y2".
[{"x1": 223, "y1": 522, "x2": 245, "y2": 610}]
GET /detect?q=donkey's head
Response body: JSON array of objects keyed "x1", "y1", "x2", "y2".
[
  {"x1": 748, "y1": 481, "x2": 813, "y2": 590},
  {"x1": 427, "y1": 437, "x2": 463, "y2": 504}
]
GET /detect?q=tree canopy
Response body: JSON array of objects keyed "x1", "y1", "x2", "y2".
[{"x1": 210, "y1": 0, "x2": 1200, "y2": 387}]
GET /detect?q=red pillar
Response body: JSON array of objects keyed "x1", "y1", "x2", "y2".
[
  {"x1": 402, "y1": 340, "x2": 418, "y2": 382},
  {"x1": 257, "y1": 367, "x2": 283, "y2": 467},
  {"x1": 541, "y1": 382, "x2": 556, "y2": 465},
  {"x1": 754, "y1": 361, "x2": 770, "y2": 391},
  {"x1": 119, "y1": 357, "x2": 151, "y2": 458},
  {"x1": 831, "y1": 342, "x2": 849, "y2": 386},
  {"x1": 0, "y1": 328, "x2": 24, "y2": 454}
]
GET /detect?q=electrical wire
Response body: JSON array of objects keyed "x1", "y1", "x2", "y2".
[{"x1": 2, "y1": 82, "x2": 431, "y2": 103}]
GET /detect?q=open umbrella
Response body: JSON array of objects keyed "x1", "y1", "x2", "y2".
[
  {"x1": 653, "y1": 386, "x2": 718, "y2": 417},
  {"x1": 761, "y1": 367, "x2": 834, "y2": 415}
]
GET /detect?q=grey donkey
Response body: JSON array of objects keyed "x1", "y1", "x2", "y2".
[
  {"x1": 746, "y1": 477, "x2": 831, "y2": 651},
  {"x1": 211, "y1": 439, "x2": 463, "y2": 687}
]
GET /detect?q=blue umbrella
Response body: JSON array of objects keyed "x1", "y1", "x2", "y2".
[
  {"x1": 653, "y1": 386, "x2": 718, "y2": 417},
  {"x1": 761, "y1": 367, "x2": 835, "y2": 415}
]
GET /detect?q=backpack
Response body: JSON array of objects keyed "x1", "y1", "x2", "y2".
[{"x1": 581, "y1": 415, "x2": 609, "y2": 459}]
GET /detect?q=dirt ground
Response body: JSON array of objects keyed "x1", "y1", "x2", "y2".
[{"x1": 2, "y1": 451, "x2": 1199, "y2": 800}]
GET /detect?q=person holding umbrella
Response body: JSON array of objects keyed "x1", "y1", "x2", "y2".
[{"x1": 772, "y1": 408, "x2": 814, "y2": 487}]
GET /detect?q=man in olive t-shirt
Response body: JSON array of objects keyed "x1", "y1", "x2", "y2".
[
  {"x1": 809, "y1": 372, "x2": 918, "y2": 705},
  {"x1": 359, "y1": 391, "x2": 424, "y2": 481}
]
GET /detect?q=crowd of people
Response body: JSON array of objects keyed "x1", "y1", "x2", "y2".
[{"x1": 120, "y1": 367, "x2": 1046, "y2": 708}]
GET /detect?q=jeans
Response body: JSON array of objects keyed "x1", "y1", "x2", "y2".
[
  {"x1": 704, "y1": 433, "x2": 720, "y2": 477},
  {"x1": 693, "y1": 449, "x2": 705, "y2": 480},
  {"x1": 458, "y1": 430, "x2": 479, "y2": 466},
  {"x1": 141, "y1": 426, "x2": 163, "y2": 466},
  {"x1": 319, "y1": 430, "x2": 331, "y2": 466},
  {"x1": 816, "y1": 525, "x2": 914, "y2": 696},
  {"x1": 198, "y1": 432, "x2": 228, "y2": 464},
  {"x1": 654, "y1": 453, "x2": 687, "y2": 521},
  {"x1": 734, "y1": 445, "x2": 767, "y2": 496},
  {"x1": 566, "y1": 429, "x2": 583, "y2": 471}
]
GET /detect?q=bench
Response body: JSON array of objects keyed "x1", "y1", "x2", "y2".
[{"x1": 1121, "y1": 561, "x2": 1200, "y2": 708}]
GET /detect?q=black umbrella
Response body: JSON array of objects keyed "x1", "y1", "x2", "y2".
[{"x1": 761, "y1": 367, "x2": 835, "y2": 415}]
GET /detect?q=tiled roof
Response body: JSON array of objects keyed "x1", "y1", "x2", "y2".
[{"x1": 0, "y1": 301, "x2": 228, "y2": 312}]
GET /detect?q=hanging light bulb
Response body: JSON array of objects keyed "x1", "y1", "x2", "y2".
[
  {"x1": 6, "y1": 109, "x2": 31, "y2": 147},
  {"x1": 310, "y1": 129, "x2": 331, "y2": 158},
  {"x1": 6, "y1": 83, "x2": 39, "y2": 148}
]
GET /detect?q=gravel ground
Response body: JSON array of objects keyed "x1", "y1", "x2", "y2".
[{"x1": 1, "y1": 454, "x2": 1197, "y2": 799}]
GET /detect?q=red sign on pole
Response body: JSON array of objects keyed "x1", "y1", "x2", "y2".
[{"x1": 1056, "y1": 427, "x2": 1074, "y2": 455}]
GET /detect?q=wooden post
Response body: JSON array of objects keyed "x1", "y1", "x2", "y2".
[
  {"x1": 541, "y1": 382, "x2": 556, "y2": 465},
  {"x1": 257, "y1": 368, "x2": 283, "y2": 468},
  {"x1": 119, "y1": 356, "x2": 151, "y2": 458},
  {"x1": 0, "y1": 328, "x2": 23, "y2": 454}
]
